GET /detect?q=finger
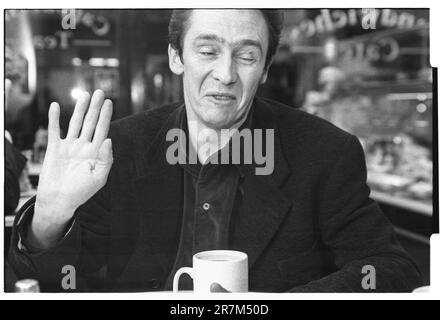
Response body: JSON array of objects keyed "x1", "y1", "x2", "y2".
[
  {"x1": 210, "y1": 283, "x2": 229, "y2": 293},
  {"x1": 48, "y1": 102, "x2": 61, "y2": 144},
  {"x1": 80, "y1": 89, "x2": 105, "y2": 141},
  {"x1": 92, "y1": 99, "x2": 113, "y2": 147},
  {"x1": 66, "y1": 92, "x2": 90, "y2": 139}
]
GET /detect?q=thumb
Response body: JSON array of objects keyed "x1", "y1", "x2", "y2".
[
  {"x1": 94, "y1": 139, "x2": 113, "y2": 183},
  {"x1": 97, "y1": 138, "x2": 113, "y2": 164}
]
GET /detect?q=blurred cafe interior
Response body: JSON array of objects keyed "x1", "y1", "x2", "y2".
[{"x1": 4, "y1": 9, "x2": 434, "y2": 289}]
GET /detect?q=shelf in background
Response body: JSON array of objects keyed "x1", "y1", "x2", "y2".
[{"x1": 370, "y1": 189, "x2": 432, "y2": 217}]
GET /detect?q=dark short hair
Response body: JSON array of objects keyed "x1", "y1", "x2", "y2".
[{"x1": 168, "y1": 9, "x2": 284, "y2": 69}]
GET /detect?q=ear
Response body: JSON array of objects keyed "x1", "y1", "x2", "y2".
[
  {"x1": 168, "y1": 44, "x2": 184, "y2": 75},
  {"x1": 259, "y1": 59, "x2": 273, "y2": 84}
]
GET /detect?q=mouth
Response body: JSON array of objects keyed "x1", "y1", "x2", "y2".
[{"x1": 205, "y1": 92, "x2": 237, "y2": 103}]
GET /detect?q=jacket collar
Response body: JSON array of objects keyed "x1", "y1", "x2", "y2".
[{"x1": 134, "y1": 97, "x2": 290, "y2": 185}]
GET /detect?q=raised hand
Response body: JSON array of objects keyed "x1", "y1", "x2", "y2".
[{"x1": 31, "y1": 90, "x2": 113, "y2": 248}]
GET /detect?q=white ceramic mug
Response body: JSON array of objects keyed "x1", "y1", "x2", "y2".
[
  {"x1": 173, "y1": 250, "x2": 248, "y2": 293},
  {"x1": 412, "y1": 285, "x2": 431, "y2": 293}
]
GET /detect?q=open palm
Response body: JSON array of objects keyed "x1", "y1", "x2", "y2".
[{"x1": 35, "y1": 90, "x2": 113, "y2": 223}]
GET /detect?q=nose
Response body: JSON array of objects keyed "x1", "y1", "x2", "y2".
[{"x1": 212, "y1": 54, "x2": 237, "y2": 85}]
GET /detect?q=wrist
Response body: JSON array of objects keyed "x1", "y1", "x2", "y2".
[
  {"x1": 34, "y1": 196, "x2": 76, "y2": 227},
  {"x1": 30, "y1": 201, "x2": 75, "y2": 249}
]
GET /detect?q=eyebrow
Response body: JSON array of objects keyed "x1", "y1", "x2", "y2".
[
  {"x1": 194, "y1": 34, "x2": 263, "y2": 53},
  {"x1": 194, "y1": 34, "x2": 225, "y2": 44}
]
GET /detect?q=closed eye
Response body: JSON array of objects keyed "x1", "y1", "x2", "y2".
[
  {"x1": 235, "y1": 49, "x2": 258, "y2": 63},
  {"x1": 237, "y1": 55, "x2": 256, "y2": 63},
  {"x1": 199, "y1": 46, "x2": 217, "y2": 56},
  {"x1": 200, "y1": 51, "x2": 215, "y2": 56}
]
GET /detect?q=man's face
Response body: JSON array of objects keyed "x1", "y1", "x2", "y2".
[{"x1": 170, "y1": 10, "x2": 270, "y2": 129}]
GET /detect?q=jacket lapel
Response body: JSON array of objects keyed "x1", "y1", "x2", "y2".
[
  {"x1": 231, "y1": 98, "x2": 292, "y2": 269},
  {"x1": 108, "y1": 104, "x2": 185, "y2": 285},
  {"x1": 132, "y1": 105, "x2": 186, "y2": 270}
]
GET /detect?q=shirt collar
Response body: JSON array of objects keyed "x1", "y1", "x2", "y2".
[{"x1": 178, "y1": 102, "x2": 255, "y2": 177}]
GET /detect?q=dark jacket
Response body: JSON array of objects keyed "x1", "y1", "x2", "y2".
[{"x1": 9, "y1": 97, "x2": 422, "y2": 292}]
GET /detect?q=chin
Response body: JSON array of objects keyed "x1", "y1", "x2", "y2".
[
  {"x1": 199, "y1": 111, "x2": 234, "y2": 129},
  {"x1": 202, "y1": 117, "x2": 231, "y2": 130}
]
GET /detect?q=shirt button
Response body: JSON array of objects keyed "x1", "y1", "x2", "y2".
[
  {"x1": 202, "y1": 202, "x2": 210, "y2": 211},
  {"x1": 149, "y1": 278, "x2": 160, "y2": 289}
]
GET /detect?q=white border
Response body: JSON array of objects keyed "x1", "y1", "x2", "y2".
[{"x1": 1, "y1": 0, "x2": 439, "y2": 301}]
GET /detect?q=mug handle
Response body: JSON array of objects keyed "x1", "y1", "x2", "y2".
[{"x1": 173, "y1": 267, "x2": 194, "y2": 292}]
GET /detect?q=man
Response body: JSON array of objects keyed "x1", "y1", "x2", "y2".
[{"x1": 9, "y1": 9, "x2": 422, "y2": 292}]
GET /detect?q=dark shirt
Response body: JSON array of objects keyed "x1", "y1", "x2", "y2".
[{"x1": 165, "y1": 108, "x2": 251, "y2": 290}]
